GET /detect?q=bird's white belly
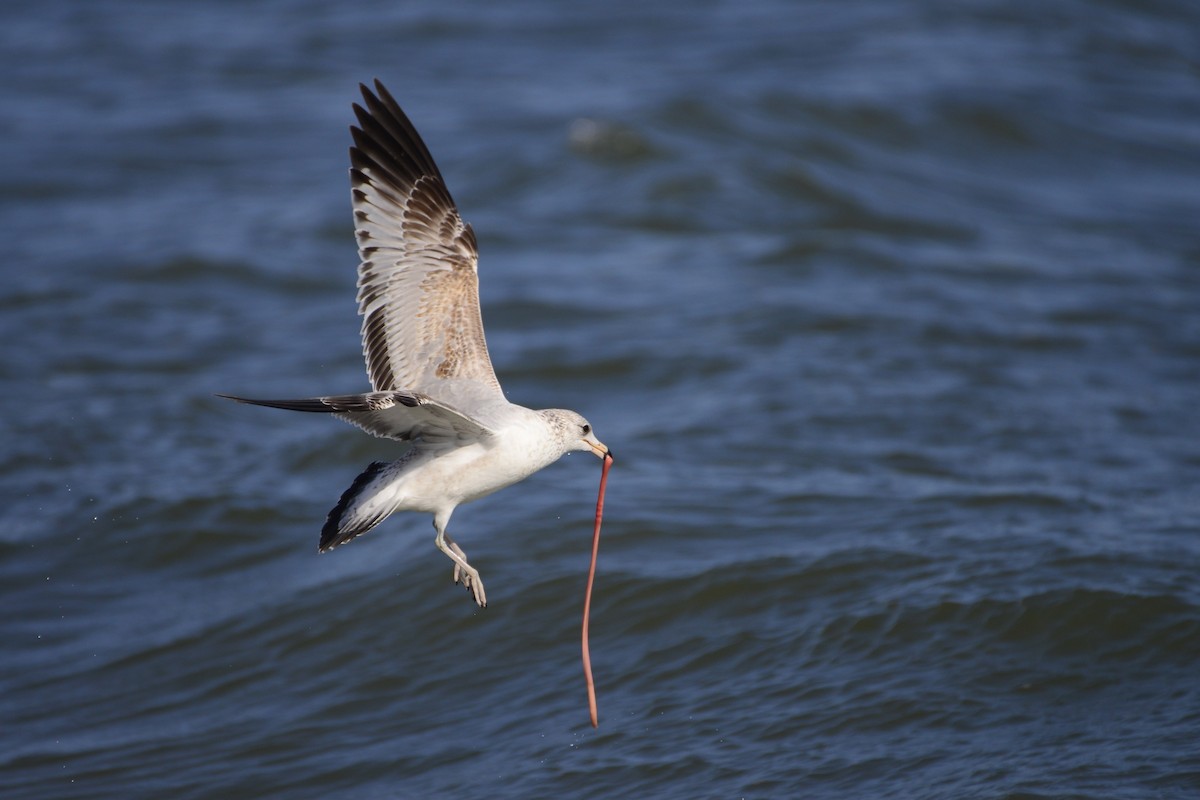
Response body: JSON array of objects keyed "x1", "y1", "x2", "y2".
[{"x1": 394, "y1": 437, "x2": 557, "y2": 512}]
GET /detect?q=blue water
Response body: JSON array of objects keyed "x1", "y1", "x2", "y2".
[{"x1": 3, "y1": 1, "x2": 1199, "y2": 797}]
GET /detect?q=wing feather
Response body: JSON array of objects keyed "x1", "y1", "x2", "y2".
[
  {"x1": 349, "y1": 80, "x2": 501, "y2": 397},
  {"x1": 217, "y1": 391, "x2": 494, "y2": 443}
]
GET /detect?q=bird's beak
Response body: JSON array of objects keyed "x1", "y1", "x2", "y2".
[{"x1": 586, "y1": 439, "x2": 612, "y2": 460}]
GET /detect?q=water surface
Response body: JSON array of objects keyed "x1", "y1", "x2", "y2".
[{"x1": 2, "y1": 1, "x2": 1199, "y2": 798}]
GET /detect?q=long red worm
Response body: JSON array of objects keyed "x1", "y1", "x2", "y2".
[{"x1": 582, "y1": 452, "x2": 613, "y2": 728}]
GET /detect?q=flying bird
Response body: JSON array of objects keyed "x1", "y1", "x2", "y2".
[{"x1": 221, "y1": 80, "x2": 610, "y2": 608}]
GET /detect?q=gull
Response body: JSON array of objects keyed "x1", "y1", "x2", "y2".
[{"x1": 221, "y1": 80, "x2": 610, "y2": 608}]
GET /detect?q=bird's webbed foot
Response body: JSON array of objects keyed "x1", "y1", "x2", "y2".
[{"x1": 440, "y1": 532, "x2": 487, "y2": 608}]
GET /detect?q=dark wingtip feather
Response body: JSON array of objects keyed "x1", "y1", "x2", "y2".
[
  {"x1": 352, "y1": 78, "x2": 446, "y2": 186},
  {"x1": 215, "y1": 395, "x2": 337, "y2": 413},
  {"x1": 319, "y1": 461, "x2": 390, "y2": 552}
]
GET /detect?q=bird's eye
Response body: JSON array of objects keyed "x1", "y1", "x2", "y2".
[{"x1": 581, "y1": 424, "x2": 591, "y2": 435}]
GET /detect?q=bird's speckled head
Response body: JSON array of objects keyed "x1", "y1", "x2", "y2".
[{"x1": 539, "y1": 409, "x2": 610, "y2": 460}]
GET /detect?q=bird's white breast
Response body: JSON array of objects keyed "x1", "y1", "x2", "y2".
[{"x1": 400, "y1": 407, "x2": 564, "y2": 509}]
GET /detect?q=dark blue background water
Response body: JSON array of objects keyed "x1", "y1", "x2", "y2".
[{"x1": 3, "y1": 1, "x2": 1199, "y2": 797}]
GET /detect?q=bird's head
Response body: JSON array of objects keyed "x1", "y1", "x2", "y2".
[{"x1": 542, "y1": 409, "x2": 612, "y2": 460}]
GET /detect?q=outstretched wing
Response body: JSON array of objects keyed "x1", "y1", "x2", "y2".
[
  {"x1": 216, "y1": 391, "x2": 495, "y2": 444},
  {"x1": 350, "y1": 80, "x2": 502, "y2": 397}
]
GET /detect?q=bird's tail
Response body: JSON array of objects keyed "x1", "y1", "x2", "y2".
[{"x1": 320, "y1": 461, "x2": 404, "y2": 552}]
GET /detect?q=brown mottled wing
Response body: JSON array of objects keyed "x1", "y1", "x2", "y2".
[{"x1": 349, "y1": 80, "x2": 502, "y2": 396}]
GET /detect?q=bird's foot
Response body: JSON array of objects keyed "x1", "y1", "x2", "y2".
[
  {"x1": 438, "y1": 531, "x2": 487, "y2": 607},
  {"x1": 455, "y1": 563, "x2": 487, "y2": 608},
  {"x1": 446, "y1": 538, "x2": 487, "y2": 607}
]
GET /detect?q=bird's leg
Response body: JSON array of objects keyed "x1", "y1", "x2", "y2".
[
  {"x1": 442, "y1": 532, "x2": 469, "y2": 584},
  {"x1": 434, "y1": 518, "x2": 486, "y2": 608}
]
